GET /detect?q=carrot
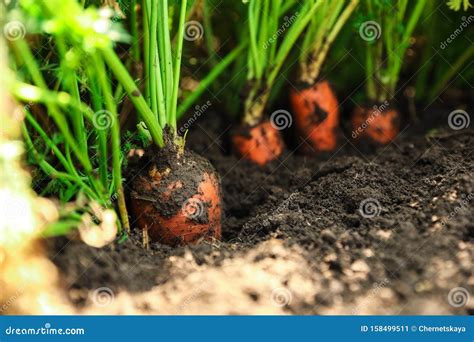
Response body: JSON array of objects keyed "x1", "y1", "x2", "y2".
[
  {"x1": 290, "y1": 80, "x2": 339, "y2": 153},
  {"x1": 351, "y1": 105, "x2": 400, "y2": 145},
  {"x1": 232, "y1": 121, "x2": 284, "y2": 166},
  {"x1": 291, "y1": 0, "x2": 359, "y2": 153},
  {"x1": 230, "y1": 0, "x2": 323, "y2": 166},
  {"x1": 102, "y1": 0, "x2": 231, "y2": 246},
  {"x1": 130, "y1": 146, "x2": 221, "y2": 246},
  {"x1": 354, "y1": 0, "x2": 427, "y2": 146}
]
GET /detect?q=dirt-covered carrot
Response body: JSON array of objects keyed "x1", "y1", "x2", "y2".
[
  {"x1": 101, "y1": 0, "x2": 225, "y2": 246},
  {"x1": 352, "y1": 0, "x2": 427, "y2": 146},
  {"x1": 351, "y1": 104, "x2": 400, "y2": 145},
  {"x1": 130, "y1": 139, "x2": 222, "y2": 245},
  {"x1": 232, "y1": 121, "x2": 284, "y2": 166},
  {"x1": 290, "y1": 0, "x2": 359, "y2": 154},
  {"x1": 232, "y1": 0, "x2": 322, "y2": 166}
]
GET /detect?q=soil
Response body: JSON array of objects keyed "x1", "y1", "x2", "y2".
[{"x1": 48, "y1": 104, "x2": 474, "y2": 314}]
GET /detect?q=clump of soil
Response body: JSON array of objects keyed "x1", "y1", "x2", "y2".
[{"x1": 49, "y1": 108, "x2": 474, "y2": 314}]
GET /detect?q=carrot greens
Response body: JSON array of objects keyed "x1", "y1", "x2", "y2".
[
  {"x1": 361, "y1": 0, "x2": 427, "y2": 103},
  {"x1": 7, "y1": 0, "x2": 235, "y2": 236},
  {"x1": 243, "y1": 0, "x2": 322, "y2": 126}
]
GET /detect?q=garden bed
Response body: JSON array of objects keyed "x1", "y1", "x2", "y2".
[{"x1": 49, "y1": 107, "x2": 474, "y2": 314}]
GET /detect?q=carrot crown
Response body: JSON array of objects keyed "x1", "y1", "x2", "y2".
[
  {"x1": 298, "y1": 0, "x2": 359, "y2": 85},
  {"x1": 106, "y1": 0, "x2": 242, "y2": 147}
]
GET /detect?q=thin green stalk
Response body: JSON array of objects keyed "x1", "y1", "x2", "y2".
[
  {"x1": 303, "y1": 0, "x2": 359, "y2": 83},
  {"x1": 267, "y1": 0, "x2": 322, "y2": 86},
  {"x1": 414, "y1": 1, "x2": 436, "y2": 101},
  {"x1": 143, "y1": 0, "x2": 151, "y2": 106},
  {"x1": 22, "y1": 124, "x2": 96, "y2": 198},
  {"x1": 203, "y1": 0, "x2": 218, "y2": 66},
  {"x1": 365, "y1": 46, "x2": 377, "y2": 102},
  {"x1": 168, "y1": 0, "x2": 187, "y2": 130},
  {"x1": 88, "y1": 65, "x2": 109, "y2": 186},
  {"x1": 130, "y1": 0, "x2": 140, "y2": 62},
  {"x1": 101, "y1": 46, "x2": 164, "y2": 147},
  {"x1": 113, "y1": 83, "x2": 125, "y2": 104},
  {"x1": 375, "y1": 38, "x2": 385, "y2": 102},
  {"x1": 56, "y1": 38, "x2": 88, "y2": 155},
  {"x1": 12, "y1": 40, "x2": 93, "y2": 172},
  {"x1": 148, "y1": 1, "x2": 167, "y2": 127},
  {"x1": 325, "y1": 1, "x2": 346, "y2": 35},
  {"x1": 428, "y1": 45, "x2": 474, "y2": 101},
  {"x1": 25, "y1": 112, "x2": 74, "y2": 175},
  {"x1": 258, "y1": 0, "x2": 270, "y2": 69},
  {"x1": 248, "y1": 0, "x2": 261, "y2": 79},
  {"x1": 384, "y1": 14, "x2": 394, "y2": 81},
  {"x1": 24, "y1": 114, "x2": 99, "y2": 201},
  {"x1": 94, "y1": 55, "x2": 130, "y2": 232},
  {"x1": 154, "y1": 45, "x2": 168, "y2": 128},
  {"x1": 398, "y1": 0, "x2": 408, "y2": 22},
  {"x1": 41, "y1": 220, "x2": 82, "y2": 238},
  {"x1": 149, "y1": 0, "x2": 159, "y2": 118},
  {"x1": 177, "y1": 41, "x2": 247, "y2": 119},
  {"x1": 306, "y1": 1, "x2": 333, "y2": 67},
  {"x1": 156, "y1": 2, "x2": 167, "y2": 93},
  {"x1": 160, "y1": 0, "x2": 174, "y2": 116},
  {"x1": 12, "y1": 82, "x2": 97, "y2": 123},
  {"x1": 268, "y1": 0, "x2": 281, "y2": 66},
  {"x1": 389, "y1": 0, "x2": 427, "y2": 93}
]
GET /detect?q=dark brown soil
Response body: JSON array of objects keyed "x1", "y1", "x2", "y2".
[{"x1": 49, "y1": 105, "x2": 474, "y2": 314}]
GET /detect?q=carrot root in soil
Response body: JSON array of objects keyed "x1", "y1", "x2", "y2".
[
  {"x1": 130, "y1": 145, "x2": 222, "y2": 246},
  {"x1": 290, "y1": 80, "x2": 340, "y2": 153},
  {"x1": 232, "y1": 121, "x2": 284, "y2": 166},
  {"x1": 351, "y1": 105, "x2": 400, "y2": 145},
  {"x1": 289, "y1": 0, "x2": 359, "y2": 154}
]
